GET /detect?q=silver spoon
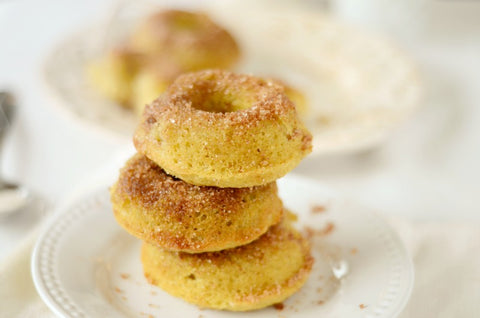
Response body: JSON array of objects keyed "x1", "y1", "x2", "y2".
[{"x1": 0, "y1": 92, "x2": 31, "y2": 217}]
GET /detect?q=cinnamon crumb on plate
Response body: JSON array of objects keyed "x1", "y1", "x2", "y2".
[
  {"x1": 273, "y1": 302, "x2": 284, "y2": 310},
  {"x1": 319, "y1": 222, "x2": 335, "y2": 236},
  {"x1": 311, "y1": 205, "x2": 326, "y2": 214},
  {"x1": 304, "y1": 222, "x2": 335, "y2": 238}
]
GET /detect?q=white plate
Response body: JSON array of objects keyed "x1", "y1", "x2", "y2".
[
  {"x1": 32, "y1": 174, "x2": 413, "y2": 318},
  {"x1": 42, "y1": 1, "x2": 421, "y2": 154}
]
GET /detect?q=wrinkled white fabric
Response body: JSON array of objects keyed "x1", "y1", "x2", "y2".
[
  {"x1": 398, "y1": 222, "x2": 480, "y2": 318},
  {"x1": 0, "y1": 230, "x2": 54, "y2": 318}
]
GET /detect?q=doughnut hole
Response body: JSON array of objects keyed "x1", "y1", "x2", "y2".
[{"x1": 188, "y1": 83, "x2": 254, "y2": 113}]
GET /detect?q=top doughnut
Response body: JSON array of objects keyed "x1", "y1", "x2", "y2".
[
  {"x1": 134, "y1": 70, "x2": 312, "y2": 188},
  {"x1": 130, "y1": 10, "x2": 240, "y2": 71}
]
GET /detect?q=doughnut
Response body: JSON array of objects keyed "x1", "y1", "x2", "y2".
[
  {"x1": 110, "y1": 154, "x2": 283, "y2": 253},
  {"x1": 134, "y1": 70, "x2": 312, "y2": 188},
  {"x1": 268, "y1": 78, "x2": 308, "y2": 116},
  {"x1": 129, "y1": 10, "x2": 240, "y2": 71},
  {"x1": 131, "y1": 59, "x2": 186, "y2": 115},
  {"x1": 141, "y1": 214, "x2": 313, "y2": 311},
  {"x1": 87, "y1": 49, "x2": 141, "y2": 106}
]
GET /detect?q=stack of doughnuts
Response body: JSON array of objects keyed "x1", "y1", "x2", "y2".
[{"x1": 110, "y1": 69, "x2": 314, "y2": 311}]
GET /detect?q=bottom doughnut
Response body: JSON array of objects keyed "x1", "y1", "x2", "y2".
[{"x1": 141, "y1": 215, "x2": 313, "y2": 311}]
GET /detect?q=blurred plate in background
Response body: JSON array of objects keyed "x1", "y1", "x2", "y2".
[{"x1": 42, "y1": 1, "x2": 421, "y2": 155}]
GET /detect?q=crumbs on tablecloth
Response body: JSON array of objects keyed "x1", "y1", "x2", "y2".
[
  {"x1": 311, "y1": 204, "x2": 327, "y2": 214},
  {"x1": 273, "y1": 302, "x2": 284, "y2": 311},
  {"x1": 317, "y1": 300, "x2": 324, "y2": 305},
  {"x1": 114, "y1": 287, "x2": 124, "y2": 294},
  {"x1": 121, "y1": 296, "x2": 127, "y2": 301},
  {"x1": 359, "y1": 304, "x2": 367, "y2": 309},
  {"x1": 151, "y1": 291, "x2": 158, "y2": 295},
  {"x1": 350, "y1": 248, "x2": 358, "y2": 255}
]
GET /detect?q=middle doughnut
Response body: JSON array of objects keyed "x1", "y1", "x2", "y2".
[{"x1": 110, "y1": 154, "x2": 283, "y2": 253}]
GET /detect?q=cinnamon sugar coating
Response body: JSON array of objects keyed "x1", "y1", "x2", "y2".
[
  {"x1": 110, "y1": 154, "x2": 283, "y2": 253},
  {"x1": 134, "y1": 70, "x2": 312, "y2": 188},
  {"x1": 130, "y1": 10, "x2": 240, "y2": 71},
  {"x1": 141, "y1": 214, "x2": 313, "y2": 311}
]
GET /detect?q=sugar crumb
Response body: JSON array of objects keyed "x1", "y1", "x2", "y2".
[
  {"x1": 304, "y1": 226, "x2": 315, "y2": 239},
  {"x1": 320, "y1": 222, "x2": 335, "y2": 236},
  {"x1": 311, "y1": 204, "x2": 326, "y2": 214},
  {"x1": 304, "y1": 222, "x2": 335, "y2": 238},
  {"x1": 359, "y1": 304, "x2": 367, "y2": 309}
]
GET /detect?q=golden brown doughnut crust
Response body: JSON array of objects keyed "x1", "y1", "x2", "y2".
[
  {"x1": 130, "y1": 10, "x2": 240, "y2": 70},
  {"x1": 141, "y1": 215, "x2": 314, "y2": 311},
  {"x1": 110, "y1": 154, "x2": 283, "y2": 252},
  {"x1": 134, "y1": 70, "x2": 312, "y2": 188}
]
